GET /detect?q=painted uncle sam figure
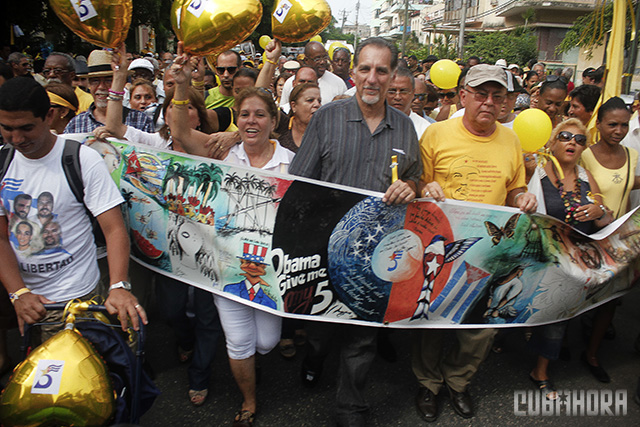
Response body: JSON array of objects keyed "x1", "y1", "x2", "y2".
[{"x1": 224, "y1": 242, "x2": 277, "y2": 309}]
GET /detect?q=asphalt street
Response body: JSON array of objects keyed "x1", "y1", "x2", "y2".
[{"x1": 3, "y1": 287, "x2": 640, "y2": 426}]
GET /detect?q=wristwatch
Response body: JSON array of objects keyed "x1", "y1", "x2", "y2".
[{"x1": 108, "y1": 281, "x2": 132, "y2": 292}]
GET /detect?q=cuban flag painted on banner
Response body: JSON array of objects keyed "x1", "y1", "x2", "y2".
[{"x1": 429, "y1": 261, "x2": 491, "y2": 323}]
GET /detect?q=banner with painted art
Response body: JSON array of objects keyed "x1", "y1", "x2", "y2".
[{"x1": 75, "y1": 136, "x2": 640, "y2": 328}]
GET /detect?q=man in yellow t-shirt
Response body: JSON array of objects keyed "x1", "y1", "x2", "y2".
[{"x1": 414, "y1": 64, "x2": 537, "y2": 423}]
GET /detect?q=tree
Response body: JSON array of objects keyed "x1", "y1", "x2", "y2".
[
  {"x1": 463, "y1": 27, "x2": 537, "y2": 65},
  {"x1": 556, "y1": 1, "x2": 634, "y2": 57}
]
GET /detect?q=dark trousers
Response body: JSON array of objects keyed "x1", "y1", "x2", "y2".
[
  {"x1": 156, "y1": 275, "x2": 222, "y2": 391},
  {"x1": 304, "y1": 322, "x2": 377, "y2": 424}
]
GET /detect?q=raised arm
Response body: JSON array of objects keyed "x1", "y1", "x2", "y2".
[
  {"x1": 101, "y1": 43, "x2": 129, "y2": 139},
  {"x1": 256, "y1": 38, "x2": 282, "y2": 89},
  {"x1": 168, "y1": 42, "x2": 216, "y2": 157}
]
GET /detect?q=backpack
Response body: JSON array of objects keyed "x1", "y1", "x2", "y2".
[{"x1": 0, "y1": 139, "x2": 106, "y2": 248}]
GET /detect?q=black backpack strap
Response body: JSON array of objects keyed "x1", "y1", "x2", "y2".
[
  {"x1": 0, "y1": 144, "x2": 16, "y2": 182},
  {"x1": 61, "y1": 139, "x2": 84, "y2": 206}
]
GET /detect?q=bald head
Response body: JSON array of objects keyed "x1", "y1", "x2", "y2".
[
  {"x1": 304, "y1": 41, "x2": 329, "y2": 77},
  {"x1": 294, "y1": 66, "x2": 319, "y2": 86}
]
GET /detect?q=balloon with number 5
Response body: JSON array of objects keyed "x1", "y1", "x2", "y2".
[
  {"x1": 272, "y1": 0, "x2": 332, "y2": 43},
  {"x1": 49, "y1": 0, "x2": 132, "y2": 48},
  {"x1": 171, "y1": 0, "x2": 263, "y2": 56}
]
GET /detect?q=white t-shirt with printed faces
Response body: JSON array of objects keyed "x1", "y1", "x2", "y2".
[{"x1": 0, "y1": 136, "x2": 123, "y2": 301}]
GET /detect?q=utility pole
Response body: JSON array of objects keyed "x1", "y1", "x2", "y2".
[
  {"x1": 354, "y1": 0, "x2": 360, "y2": 52},
  {"x1": 458, "y1": 0, "x2": 467, "y2": 59},
  {"x1": 401, "y1": 0, "x2": 410, "y2": 57},
  {"x1": 340, "y1": 9, "x2": 349, "y2": 32}
]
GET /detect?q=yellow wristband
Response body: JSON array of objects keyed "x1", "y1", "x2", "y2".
[
  {"x1": 265, "y1": 57, "x2": 277, "y2": 66},
  {"x1": 171, "y1": 98, "x2": 190, "y2": 105},
  {"x1": 9, "y1": 287, "x2": 31, "y2": 304},
  {"x1": 192, "y1": 80, "x2": 205, "y2": 87}
]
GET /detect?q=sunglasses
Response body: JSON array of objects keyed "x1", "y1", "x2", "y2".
[
  {"x1": 438, "y1": 91, "x2": 456, "y2": 99},
  {"x1": 557, "y1": 131, "x2": 587, "y2": 146},
  {"x1": 413, "y1": 93, "x2": 426, "y2": 101},
  {"x1": 216, "y1": 66, "x2": 238, "y2": 75}
]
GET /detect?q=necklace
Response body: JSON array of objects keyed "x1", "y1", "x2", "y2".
[{"x1": 554, "y1": 166, "x2": 582, "y2": 225}]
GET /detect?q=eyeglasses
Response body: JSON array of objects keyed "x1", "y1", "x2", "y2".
[
  {"x1": 88, "y1": 77, "x2": 113, "y2": 87},
  {"x1": 464, "y1": 88, "x2": 505, "y2": 104},
  {"x1": 216, "y1": 66, "x2": 238, "y2": 75},
  {"x1": 413, "y1": 93, "x2": 426, "y2": 101},
  {"x1": 388, "y1": 88, "x2": 411, "y2": 96},
  {"x1": 308, "y1": 55, "x2": 329, "y2": 64},
  {"x1": 557, "y1": 131, "x2": 587, "y2": 146},
  {"x1": 438, "y1": 91, "x2": 456, "y2": 99},
  {"x1": 42, "y1": 68, "x2": 70, "y2": 76}
]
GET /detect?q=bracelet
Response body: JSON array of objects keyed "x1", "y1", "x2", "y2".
[
  {"x1": 171, "y1": 98, "x2": 190, "y2": 105},
  {"x1": 108, "y1": 89, "x2": 125, "y2": 96},
  {"x1": 107, "y1": 95, "x2": 123, "y2": 102},
  {"x1": 514, "y1": 192, "x2": 524, "y2": 205},
  {"x1": 192, "y1": 80, "x2": 205, "y2": 87},
  {"x1": 598, "y1": 204, "x2": 607, "y2": 220},
  {"x1": 265, "y1": 57, "x2": 277, "y2": 66},
  {"x1": 9, "y1": 287, "x2": 31, "y2": 305}
]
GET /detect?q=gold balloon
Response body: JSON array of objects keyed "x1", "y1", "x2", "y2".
[
  {"x1": 171, "y1": 0, "x2": 263, "y2": 56},
  {"x1": 49, "y1": 0, "x2": 132, "y2": 49},
  {"x1": 0, "y1": 329, "x2": 114, "y2": 427},
  {"x1": 272, "y1": 0, "x2": 332, "y2": 43}
]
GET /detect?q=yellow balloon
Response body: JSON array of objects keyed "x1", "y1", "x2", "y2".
[
  {"x1": 0, "y1": 329, "x2": 114, "y2": 427},
  {"x1": 272, "y1": 0, "x2": 332, "y2": 43},
  {"x1": 49, "y1": 0, "x2": 132, "y2": 49},
  {"x1": 171, "y1": 0, "x2": 263, "y2": 56},
  {"x1": 310, "y1": 35, "x2": 322, "y2": 43},
  {"x1": 328, "y1": 42, "x2": 347, "y2": 60},
  {"x1": 259, "y1": 35, "x2": 272, "y2": 50},
  {"x1": 430, "y1": 59, "x2": 461, "y2": 90},
  {"x1": 513, "y1": 108, "x2": 553, "y2": 152}
]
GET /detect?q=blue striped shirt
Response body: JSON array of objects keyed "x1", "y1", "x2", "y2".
[
  {"x1": 63, "y1": 104, "x2": 155, "y2": 134},
  {"x1": 289, "y1": 96, "x2": 422, "y2": 193}
]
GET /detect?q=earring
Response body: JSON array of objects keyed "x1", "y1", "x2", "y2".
[{"x1": 60, "y1": 114, "x2": 66, "y2": 120}]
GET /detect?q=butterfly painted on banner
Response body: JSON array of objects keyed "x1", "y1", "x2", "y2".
[{"x1": 484, "y1": 213, "x2": 521, "y2": 246}]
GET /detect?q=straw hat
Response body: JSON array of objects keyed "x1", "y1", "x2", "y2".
[{"x1": 86, "y1": 50, "x2": 113, "y2": 77}]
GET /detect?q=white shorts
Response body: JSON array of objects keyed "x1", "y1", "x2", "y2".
[{"x1": 214, "y1": 295, "x2": 282, "y2": 360}]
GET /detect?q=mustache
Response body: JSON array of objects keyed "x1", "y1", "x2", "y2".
[{"x1": 95, "y1": 90, "x2": 109, "y2": 96}]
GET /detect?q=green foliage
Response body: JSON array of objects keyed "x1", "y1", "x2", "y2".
[
  {"x1": 408, "y1": 32, "x2": 457, "y2": 60},
  {"x1": 556, "y1": 1, "x2": 634, "y2": 57},
  {"x1": 557, "y1": 2, "x2": 613, "y2": 55},
  {"x1": 463, "y1": 28, "x2": 537, "y2": 65}
]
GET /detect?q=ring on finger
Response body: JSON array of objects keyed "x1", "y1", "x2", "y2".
[{"x1": 134, "y1": 304, "x2": 140, "y2": 309}]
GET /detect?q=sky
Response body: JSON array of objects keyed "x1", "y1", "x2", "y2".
[{"x1": 326, "y1": 0, "x2": 372, "y2": 26}]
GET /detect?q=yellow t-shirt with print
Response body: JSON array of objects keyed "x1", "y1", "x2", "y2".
[{"x1": 420, "y1": 117, "x2": 526, "y2": 206}]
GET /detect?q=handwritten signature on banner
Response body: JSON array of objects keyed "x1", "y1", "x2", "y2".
[{"x1": 76, "y1": 135, "x2": 640, "y2": 328}]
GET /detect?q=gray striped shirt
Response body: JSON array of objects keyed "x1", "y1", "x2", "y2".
[{"x1": 289, "y1": 96, "x2": 422, "y2": 193}]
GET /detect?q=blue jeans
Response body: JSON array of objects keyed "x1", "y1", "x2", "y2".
[{"x1": 155, "y1": 275, "x2": 222, "y2": 391}]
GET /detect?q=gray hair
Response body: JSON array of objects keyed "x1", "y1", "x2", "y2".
[
  {"x1": 393, "y1": 66, "x2": 415, "y2": 89},
  {"x1": 7, "y1": 52, "x2": 26, "y2": 65},
  {"x1": 47, "y1": 52, "x2": 76, "y2": 71}
]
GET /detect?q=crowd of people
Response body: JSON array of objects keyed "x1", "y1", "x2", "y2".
[{"x1": 0, "y1": 37, "x2": 639, "y2": 427}]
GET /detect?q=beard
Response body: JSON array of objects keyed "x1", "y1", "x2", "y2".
[{"x1": 94, "y1": 90, "x2": 109, "y2": 108}]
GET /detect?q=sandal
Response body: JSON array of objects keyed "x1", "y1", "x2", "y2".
[
  {"x1": 178, "y1": 346, "x2": 194, "y2": 363},
  {"x1": 529, "y1": 374, "x2": 558, "y2": 400},
  {"x1": 188, "y1": 389, "x2": 208, "y2": 406},
  {"x1": 294, "y1": 330, "x2": 307, "y2": 347},
  {"x1": 232, "y1": 409, "x2": 255, "y2": 427}
]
